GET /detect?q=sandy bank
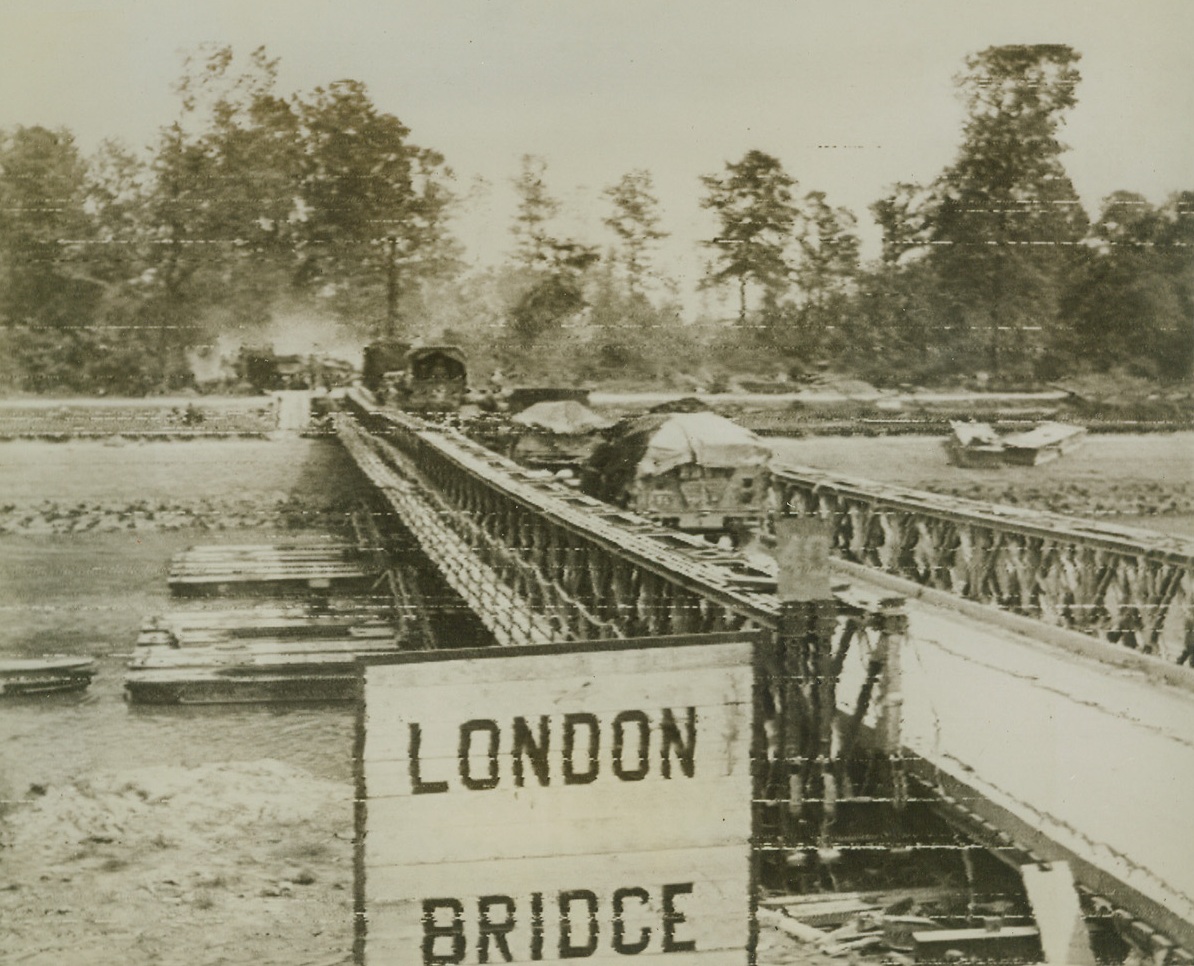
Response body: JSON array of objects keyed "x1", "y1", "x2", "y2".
[{"x1": 0, "y1": 759, "x2": 353, "y2": 966}]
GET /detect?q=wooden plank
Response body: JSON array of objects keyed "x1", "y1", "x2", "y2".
[
  {"x1": 175, "y1": 542, "x2": 357, "y2": 553},
  {"x1": 170, "y1": 557, "x2": 366, "y2": 569},
  {"x1": 358, "y1": 639, "x2": 756, "y2": 965},
  {"x1": 364, "y1": 642, "x2": 749, "y2": 691},
  {"x1": 142, "y1": 622, "x2": 393, "y2": 640},
  {"x1": 169, "y1": 561, "x2": 368, "y2": 574},
  {"x1": 1021, "y1": 862, "x2": 1095, "y2": 965},
  {"x1": 168, "y1": 572, "x2": 374, "y2": 587},
  {"x1": 132, "y1": 648, "x2": 391, "y2": 670},
  {"x1": 775, "y1": 517, "x2": 832, "y2": 602},
  {"x1": 144, "y1": 604, "x2": 393, "y2": 627},
  {"x1": 366, "y1": 851, "x2": 747, "y2": 964},
  {"x1": 132, "y1": 643, "x2": 399, "y2": 669},
  {"x1": 170, "y1": 555, "x2": 359, "y2": 564},
  {"x1": 363, "y1": 786, "x2": 750, "y2": 867},
  {"x1": 364, "y1": 701, "x2": 750, "y2": 799}
]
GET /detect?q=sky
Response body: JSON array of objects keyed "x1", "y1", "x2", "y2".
[{"x1": 2, "y1": 0, "x2": 1192, "y2": 311}]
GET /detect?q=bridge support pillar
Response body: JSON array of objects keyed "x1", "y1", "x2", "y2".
[
  {"x1": 774, "y1": 517, "x2": 838, "y2": 850},
  {"x1": 777, "y1": 598, "x2": 839, "y2": 847}
]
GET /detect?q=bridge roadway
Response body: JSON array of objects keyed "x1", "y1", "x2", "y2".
[
  {"x1": 835, "y1": 562, "x2": 1194, "y2": 954},
  {"x1": 336, "y1": 394, "x2": 1194, "y2": 957}
]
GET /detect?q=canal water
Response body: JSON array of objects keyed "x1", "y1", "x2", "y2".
[
  {"x1": 0, "y1": 530, "x2": 356, "y2": 798},
  {"x1": 0, "y1": 439, "x2": 365, "y2": 805}
]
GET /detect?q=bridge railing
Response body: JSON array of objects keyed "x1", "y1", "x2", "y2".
[
  {"x1": 767, "y1": 461, "x2": 1194, "y2": 665},
  {"x1": 336, "y1": 397, "x2": 909, "y2": 856}
]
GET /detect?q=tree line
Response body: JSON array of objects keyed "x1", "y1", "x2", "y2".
[{"x1": 0, "y1": 43, "x2": 1189, "y2": 395}]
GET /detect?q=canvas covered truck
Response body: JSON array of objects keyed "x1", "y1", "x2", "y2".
[
  {"x1": 509, "y1": 399, "x2": 613, "y2": 469},
  {"x1": 581, "y1": 410, "x2": 772, "y2": 536},
  {"x1": 363, "y1": 343, "x2": 468, "y2": 413}
]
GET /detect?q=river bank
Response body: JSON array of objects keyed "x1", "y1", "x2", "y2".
[{"x1": 0, "y1": 761, "x2": 353, "y2": 966}]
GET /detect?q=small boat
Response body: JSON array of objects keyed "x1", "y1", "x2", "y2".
[
  {"x1": 944, "y1": 420, "x2": 1086, "y2": 468},
  {"x1": 943, "y1": 421, "x2": 1007, "y2": 468},
  {"x1": 1000, "y1": 421, "x2": 1088, "y2": 466},
  {"x1": 0, "y1": 657, "x2": 96, "y2": 696}
]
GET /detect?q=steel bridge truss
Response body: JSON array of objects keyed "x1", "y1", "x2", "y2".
[
  {"x1": 767, "y1": 464, "x2": 1194, "y2": 665},
  {"x1": 335, "y1": 397, "x2": 1192, "y2": 957},
  {"x1": 335, "y1": 401, "x2": 906, "y2": 825}
]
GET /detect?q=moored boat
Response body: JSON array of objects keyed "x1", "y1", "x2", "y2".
[
  {"x1": 944, "y1": 420, "x2": 1087, "y2": 468},
  {"x1": 943, "y1": 420, "x2": 1006, "y2": 468},
  {"x1": 0, "y1": 657, "x2": 96, "y2": 696},
  {"x1": 1000, "y1": 421, "x2": 1088, "y2": 466}
]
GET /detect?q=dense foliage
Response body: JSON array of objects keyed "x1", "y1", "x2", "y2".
[{"x1": 0, "y1": 43, "x2": 1189, "y2": 394}]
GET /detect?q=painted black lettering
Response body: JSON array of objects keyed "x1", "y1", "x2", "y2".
[
  {"x1": 558, "y1": 889, "x2": 599, "y2": 959},
  {"x1": 409, "y1": 723, "x2": 448, "y2": 795},
  {"x1": 513, "y1": 715, "x2": 550, "y2": 787},
  {"x1": 530, "y1": 891, "x2": 545, "y2": 961},
  {"x1": 562, "y1": 713, "x2": 600, "y2": 785},
  {"x1": 477, "y1": 895, "x2": 515, "y2": 964},
  {"x1": 612, "y1": 711, "x2": 651, "y2": 781},
  {"x1": 612, "y1": 886, "x2": 651, "y2": 954},
  {"x1": 421, "y1": 897, "x2": 465, "y2": 964},
  {"x1": 459, "y1": 719, "x2": 501, "y2": 790},
  {"x1": 660, "y1": 707, "x2": 697, "y2": 779},
  {"x1": 662, "y1": 882, "x2": 696, "y2": 953}
]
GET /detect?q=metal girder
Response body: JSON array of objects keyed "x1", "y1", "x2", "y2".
[{"x1": 769, "y1": 463, "x2": 1194, "y2": 664}]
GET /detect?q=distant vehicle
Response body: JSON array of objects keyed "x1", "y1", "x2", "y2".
[
  {"x1": 238, "y1": 346, "x2": 286, "y2": 392},
  {"x1": 238, "y1": 346, "x2": 346, "y2": 392},
  {"x1": 505, "y1": 386, "x2": 592, "y2": 414},
  {"x1": 403, "y1": 346, "x2": 468, "y2": 412},
  {"x1": 362, "y1": 341, "x2": 411, "y2": 395},
  {"x1": 581, "y1": 411, "x2": 771, "y2": 536},
  {"x1": 509, "y1": 400, "x2": 613, "y2": 470},
  {"x1": 364, "y1": 343, "x2": 468, "y2": 413}
]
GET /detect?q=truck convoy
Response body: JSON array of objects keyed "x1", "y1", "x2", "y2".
[{"x1": 361, "y1": 342, "x2": 771, "y2": 539}]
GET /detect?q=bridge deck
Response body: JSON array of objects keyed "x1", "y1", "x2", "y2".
[{"x1": 841, "y1": 567, "x2": 1194, "y2": 949}]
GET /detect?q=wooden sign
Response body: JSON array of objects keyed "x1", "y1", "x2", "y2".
[
  {"x1": 357, "y1": 633, "x2": 759, "y2": 965},
  {"x1": 774, "y1": 517, "x2": 832, "y2": 602}
]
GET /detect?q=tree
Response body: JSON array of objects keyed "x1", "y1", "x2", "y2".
[
  {"x1": 510, "y1": 155, "x2": 561, "y2": 272},
  {"x1": 602, "y1": 170, "x2": 668, "y2": 297},
  {"x1": 293, "y1": 79, "x2": 457, "y2": 334},
  {"x1": 871, "y1": 183, "x2": 934, "y2": 266},
  {"x1": 505, "y1": 156, "x2": 598, "y2": 346},
  {"x1": 143, "y1": 45, "x2": 303, "y2": 338},
  {"x1": 795, "y1": 192, "x2": 859, "y2": 307},
  {"x1": 142, "y1": 45, "x2": 457, "y2": 342},
  {"x1": 699, "y1": 150, "x2": 799, "y2": 324},
  {"x1": 0, "y1": 126, "x2": 98, "y2": 329},
  {"x1": 929, "y1": 45, "x2": 1090, "y2": 376},
  {"x1": 1058, "y1": 191, "x2": 1194, "y2": 379}
]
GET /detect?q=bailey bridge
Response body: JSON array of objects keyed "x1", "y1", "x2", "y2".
[{"x1": 336, "y1": 390, "x2": 1194, "y2": 962}]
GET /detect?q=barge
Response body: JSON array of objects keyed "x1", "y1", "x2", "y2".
[{"x1": 1, "y1": 657, "x2": 96, "y2": 696}]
